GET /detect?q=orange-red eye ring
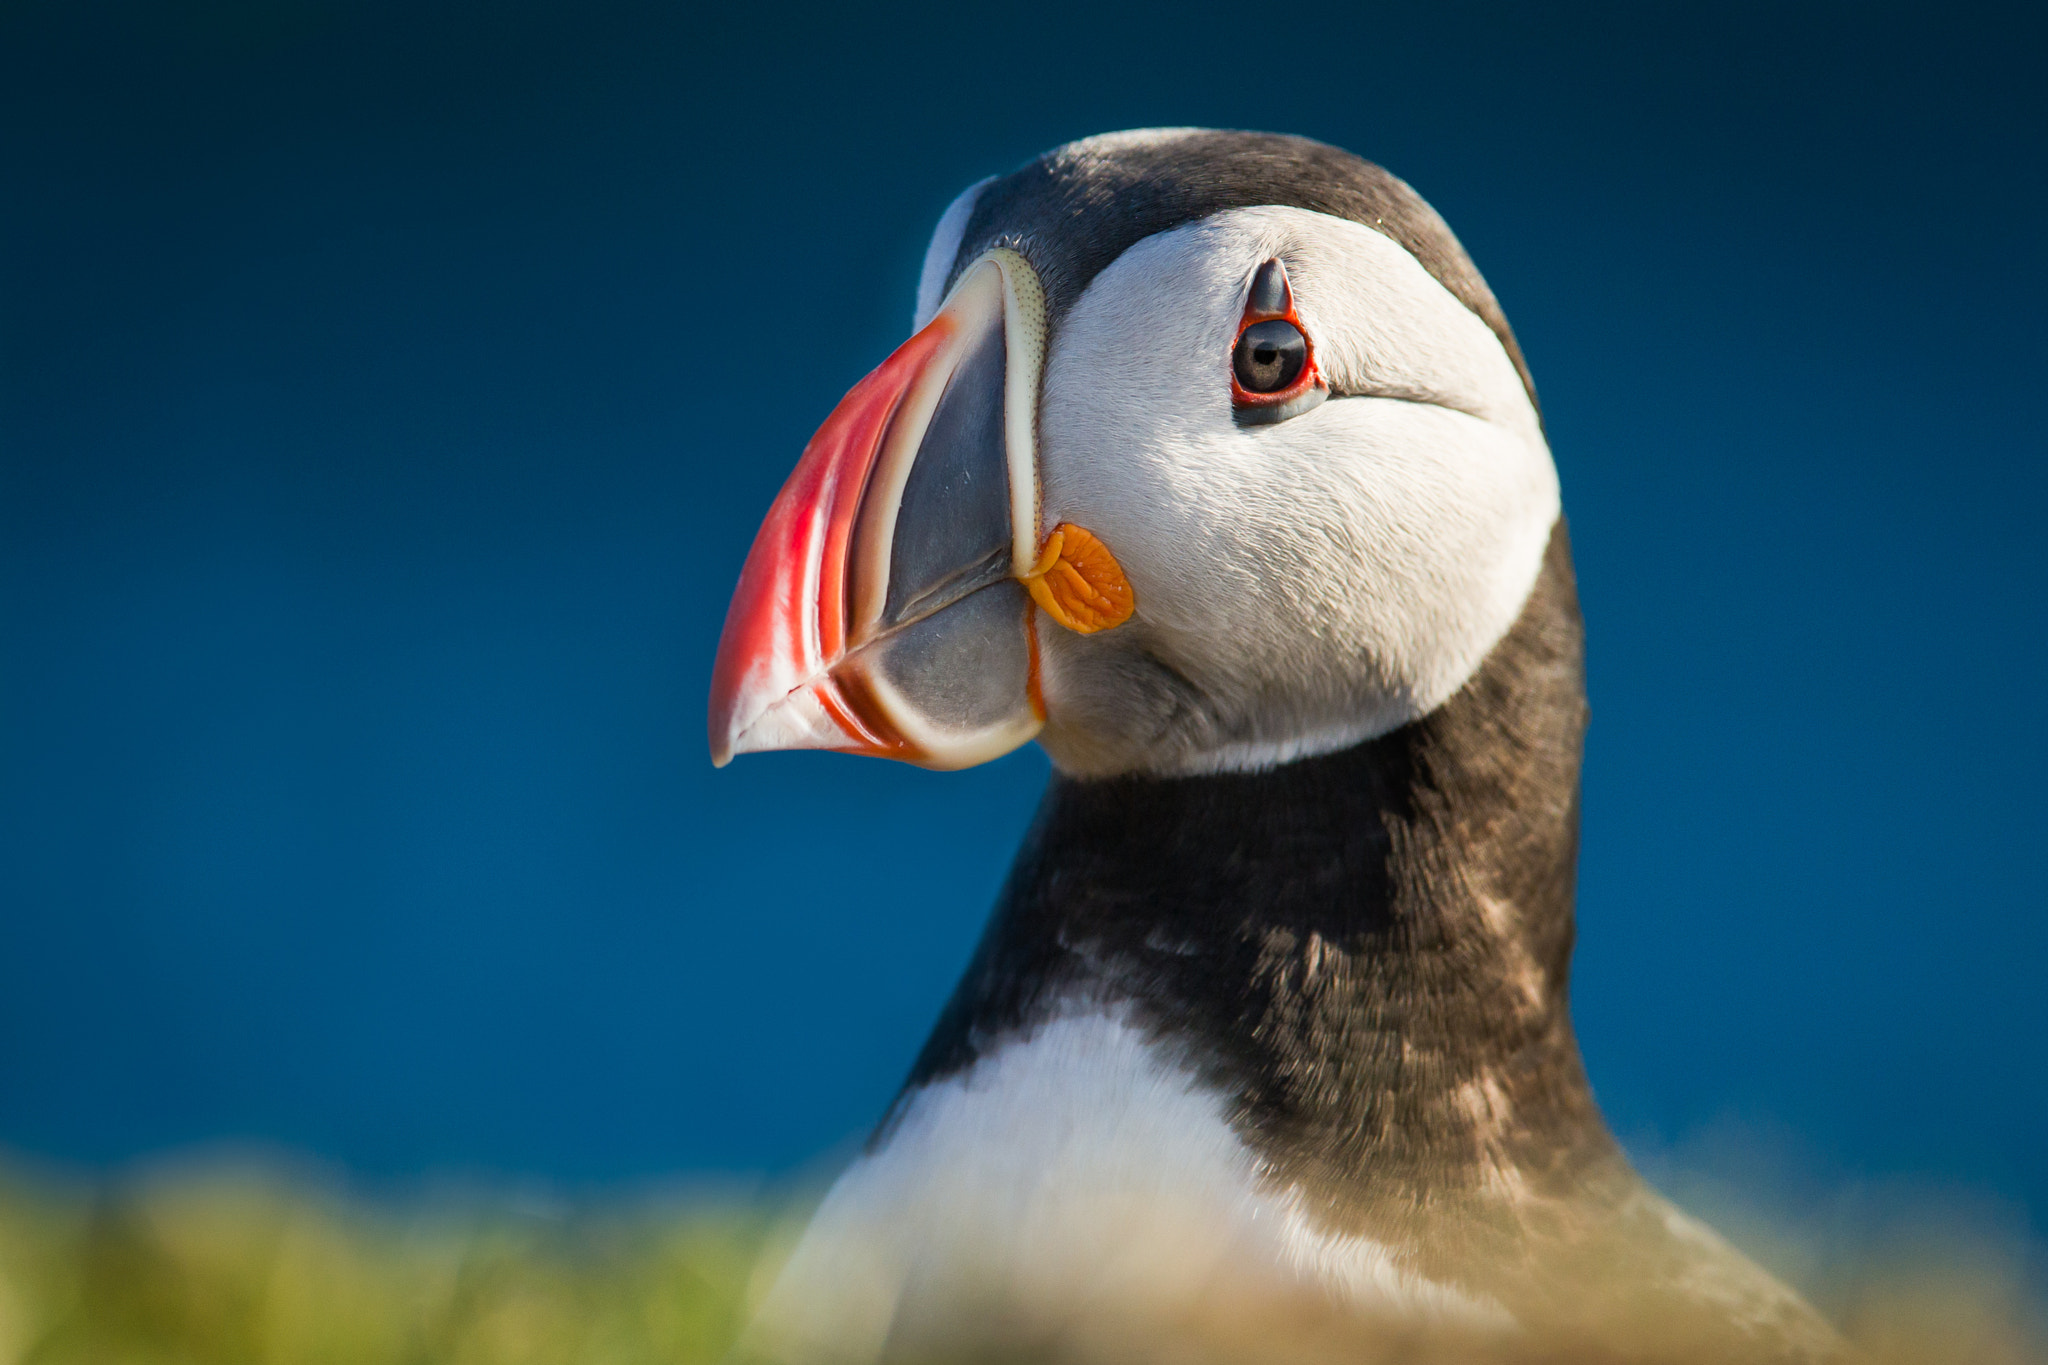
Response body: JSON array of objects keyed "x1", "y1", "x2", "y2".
[{"x1": 1230, "y1": 258, "x2": 1328, "y2": 426}]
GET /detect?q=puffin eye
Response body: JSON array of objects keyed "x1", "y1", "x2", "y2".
[
  {"x1": 1230, "y1": 258, "x2": 1326, "y2": 426},
  {"x1": 1232, "y1": 319, "x2": 1308, "y2": 394}
]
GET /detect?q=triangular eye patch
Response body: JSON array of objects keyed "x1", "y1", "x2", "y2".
[{"x1": 1246, "y1": 259, "x2": 1290, "y2": 317}]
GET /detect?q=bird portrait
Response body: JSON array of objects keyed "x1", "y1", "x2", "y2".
[
  {"x1": 707, "y1": 130, "x2": 1846, "y2": 1364},
  {"x1": 4, "y1": 7, "x2": 2042, "y2": 1365}
]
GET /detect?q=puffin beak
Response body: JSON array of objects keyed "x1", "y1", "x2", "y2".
[{"x1": 708, "y1": 250, "x2": 1060, "y2": 770}]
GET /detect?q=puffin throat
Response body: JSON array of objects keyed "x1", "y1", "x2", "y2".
[{"x1": 894, "y1": 522, "x2": 1622, "y2": 1267}]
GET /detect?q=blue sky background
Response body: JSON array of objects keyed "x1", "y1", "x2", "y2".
[{"x1": 3, "y1": 1, "x2": 2043, "y2": 1230}]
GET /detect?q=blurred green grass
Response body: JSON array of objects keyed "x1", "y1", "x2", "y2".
[
  {"x1": 2, "y1": 1154, "x2": 2044, "y2": 1365},
  {"x1": 0, "y1": 1158, "x2": 777, "y2": 1365}
]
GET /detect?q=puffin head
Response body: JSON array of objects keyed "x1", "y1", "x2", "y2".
[{"x1": 708, "y1": 129, "x2": 1559, "y2": 779}]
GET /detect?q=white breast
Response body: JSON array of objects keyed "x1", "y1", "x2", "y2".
[{"x1": 742, "y1": 1008, "x2": 1509, "y2": 1363}]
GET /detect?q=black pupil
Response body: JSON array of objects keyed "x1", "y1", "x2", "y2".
[{"x1": 1233, "y1": 319, "x2": 1307, "y2": 394}]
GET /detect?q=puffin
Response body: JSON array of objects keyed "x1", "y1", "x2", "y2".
[{"x1": 706, "y1": 130, "x2": 1846, "y2": 1364}]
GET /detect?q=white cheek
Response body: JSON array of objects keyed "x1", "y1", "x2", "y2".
[
  {"x1": 1286, "y1": 218, "x2": 1540, "y2": 449},
  {"x1": 1035, "y1": 208, "x2": 1559, "y2": 775},
  {"x1": 1279, "y1": 399, "x2": 1560, "y2": 709}
]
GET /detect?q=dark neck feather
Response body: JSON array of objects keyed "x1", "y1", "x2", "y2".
[
  {"x1": 896, "y1": 521, "x2": 1625, "y2": 1257},
  {"x1": 887, "y1": 520, "x2": 1856, "y2": 1356}
]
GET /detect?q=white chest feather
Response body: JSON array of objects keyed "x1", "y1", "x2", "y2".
[{"x1": 743, "y1": 1011, "x2": 1507, "y2": 1363}]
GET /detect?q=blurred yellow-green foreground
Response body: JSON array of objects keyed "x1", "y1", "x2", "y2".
[
  {"x1": 0, "y1": 1160, "x2": 770, "y2": 1365},
  {"x1": 2, "y1": 1156, "x2": 2043, "y2": 1365}
]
